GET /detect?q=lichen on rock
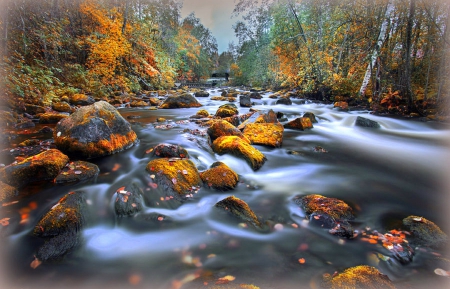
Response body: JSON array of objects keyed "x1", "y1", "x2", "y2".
[
  {"x1": 215, "y1": 195, "x2": 262, "y2": 229},
  {"x1": 207, "y1": 119, "x2": 250, "y2": 142},
  {"x1": 322, "y1": 265, "x2": 396, "y2": 289},
  {"x1": 243, "y1": 123, "x2": 284, "y2": 147},
  {"x1": 159, "y1": 93, "x2": 202, "y2": 109},
  {"x1": 402, "y1": 215, "x2": 448, "y2": 248},
  {"x1": 200, "y1": 162, "x2": 239, "y2": 191}
]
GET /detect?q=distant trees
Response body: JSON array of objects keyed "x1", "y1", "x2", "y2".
[
  {"x1": 229, "y1": 0, "x2": 450, "y2": 114},
  {"x1": 1, "y1": 0, "x2": 218, "y2": 106}
]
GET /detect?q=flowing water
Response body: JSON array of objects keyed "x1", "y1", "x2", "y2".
[{"x1": 2, "y1": 89, "x2": 450, "y2": 289}]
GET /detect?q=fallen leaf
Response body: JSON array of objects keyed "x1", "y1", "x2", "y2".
[
  {"x1": 112, "y1": 163, "x2": 121, "y2": 172},
  {"x1": 30, "y1": 257, "x2": 42, "y2": 269},
  {"x1": 0, "y1": 218, "x2": 10, "y2": 226}
]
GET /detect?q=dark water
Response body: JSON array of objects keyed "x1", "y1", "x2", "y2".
[{"x1": 1, "y1": 89, "x2": 450, "y2": 289}]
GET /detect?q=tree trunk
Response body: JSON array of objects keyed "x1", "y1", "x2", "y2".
[
  {"x1": 403, "y1": 0, "x2": 415, "y2": 113},
  {"x1": 358, "y1": 1, "x2": 394, "y2": 97}
]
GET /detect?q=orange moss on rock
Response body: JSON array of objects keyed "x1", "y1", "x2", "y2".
[
  {"x1": 402, "y1": 215, "x2": 448, "y2": 248},
  {"x1": 39, "y1": 112, "x2": 69, "y2": 124},
  {"x1": 200, "y1": 162, "x2": 239, "y2": 191},
  {"x1": 70, "y1": 94, "x2": 95, "y2": 106},
  {"x1": 0, "y1": 149, "x2": 69, "y2": 187},
  {"x1": 284, "y1": 117, "x2": 313, "y2": 130},
  {"x1": 146, "y1": 158, "x2": 202, "y2": 195},
  {"x1": 212, "y1": 136, "x2": 266, "y2": 171},
  {"x1": 196, "y1": 109, "x2": 210, "y2": 118},
  {"x1": 215, "y1": 195, "x2": 262, "y2": 229},
  {"x1": 159, "y1": 93, "x2": 202, "y2": 109},
  {"x1": 0, "y1": 181, "x2": 18, "y2": 203},
  {"x1": 207, "y1": 119, "x2": 250, "y2": 142},
  {"x1": 296, "y1": 194, "x2": 354, "y2": 221},
  {"x1": 33, "y1": 191, "x2": 87, "y2": 237},
  {"x1": 52, "y1": 101, "x2": 73, "y2": 113},
  {"x1": 215, "y1": 103, "x2": 239, "y2": 118},
  {"x1": 322, "y1": 265, "x2": 396, "y2": 289},
  {"x1": 243, "y1": 123, "x2": 284, "y2": 147},
  {"x1": 237, "y1": 109, "x2": 278, "y2": 130}
]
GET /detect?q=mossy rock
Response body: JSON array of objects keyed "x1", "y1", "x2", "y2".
[
  {"x1": 0, "y1": 111, "x2": 17, "y2": 128},
  {"x1": 243, "y1": 123, "x2": 284, "y2": 148},
  {"x1": 402, "y1": 215, "x2": 448, "y2": 248},
  {"x1": 130, "y1": 100, "x2": 149, "y2": 107},
  {"x1": 149, "y1": 143, "x2": 189, "y2": 159},
  {"x1": 0, "y1": 181, "x2": 18, "y2": 203},
  {"x1": 239, "y1": 94, "x2": 252, "y2": 107},
  {"x1": 54, "y1": 101, "x2": 138, "y2": 159},
  {"x1": 334, "y1": 101, "x2": 349, "y2": 110},
  {"x1": 194, "y1": 90, "x2": 210, "y2": 97},
  {"x1": 237, "y1": 109, "x2": 278, "y2": 130},
  {"x1": 55, "y1": 161, "x2": 100, "y2": 184},
  {"x1": 114, "y1": 183, "x2": 144, "y2": 217},
  {"x1": 159, "y1": 93, "x2": 202, "y2": 109},
  {"x1": 284, "y1": 117, "x2": 313, "y2": 130},
  {"x1": 215, "y1": 103, "x2": 239, "y2": 118},
  {"x1": 148, "y1": 97, "x2": 161, "y2": 106},
  {"x1": 36, "y1": 230, "x2": 80, "y2": 262},
  {"x1": 322, "y1": 265, "x2": 396, "y2": 289},
  {"x1": 212, "y1": 136, "x2": 266, "y2": 171},
  {"x1": 23, "y1": 104, "x2": 46, "y2": 114},
  {"x1": 215, "y1": 195, "x2": 262, "y2": 229},
  {"x1": 249, "y1": 92, "x2": 262, "y2": 99},
  {"x1": 146, "y1": 158, "x2": 202, "y2": 196},
  {"x1": 52, "y1": 101, "x2": 72, "y2": 113},
  {"x1": 194, "y1": 109, "x2": 210, "y2": 118},
  {"x1": 303, "y1": 112, "x2": 318, "y2": 123},
  {"x1": 38, "y1": 112, "x2": 69, "y2": 124},
  {"x1": 207, "y1": 119, "x2": 250, "y2": 142},
  {"x1": 200, "y1": 162, "x2": 239, "y2": 191},
  {"x1": 276, "y1": 97, "x2": 292, "y2": 105},
  {"x1": 33, "y1": 191, "x2": 87, "y2": 238},
  {"x1": 0, "y1": 149, "x2": 69, "y2": 188},
  {"x1": 69, "y1": 94, "x2": 95, "y2": 106},
  {"x1": 294, "y1": 194, "x2": 354, "y2": 238}
]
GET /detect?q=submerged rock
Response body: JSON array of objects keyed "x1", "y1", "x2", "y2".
[
  {"x1": 146, "y1": 158, "x2": 202, "y2": 196},
  {"x1": 54, "y1": 101, "x2": 138, "y2": 159},
  {"x1": 39, "y1": 112, "x2": 69, "y2": 124},
  {"x1": 243, "y1": 123, "x2": 284, "y2": 147},
  {"x1": 215, "y1": 103, "x2": 239, "y2": 118},
  {"x1": 200, "y1": 162, "x2": 239, "y2": 191},
  {"x1": 355, "y1": 116, "x2": 380, "y2": 128},
  {"x1": 54, "y1": 161, "x2": 100, "y2": 184},
  {"x1": 322, "y1": 265, "x2": 396, "y2": 289},
  {"x1": 207, "y1": 119, "x2": 249, "y2": 142},
  {"x1": 294, "y1": 194, "x2": 354, "y2": 238},
  {"x1": 284, "y1": 117, "x2": 313, "y2": 130},
  {"x1": 149, "y1": 143, "x2": 189, "y2": 159},
  {"x1": 215, "y1": 195, "x2": 262, "y2": 229},
  {"x1": 159, "y1": 93, "x2": 202, "y2": 109},
  {"x1": 402, "y1": 215, "x2": 448, "y2": 249},
  {"x1": 0, "y1": 149, "x2": 69, "y2": 188},
  {"x1": 114, "y1": 183, "x2": 144, "y2": 217},
  {"x1": 212, "y1": 136, "x2": 266, "y2": 171}
]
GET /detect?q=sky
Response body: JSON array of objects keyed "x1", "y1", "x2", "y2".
[{"x1": 180, "y1": 0, "x2": 239, "y2": 54}]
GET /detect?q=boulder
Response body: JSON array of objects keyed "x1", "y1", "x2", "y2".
[
  {"x1": 276, "y1": 97, "x2": 292, "y2": 105},
  {"x1": 402, "y1": 215, "x2": 448, "y2": 249},
  {"x1": 237, "y1": 109, "x2": 278, "y2": 130},
  {"x1": 148, "y1": 143, "x2": 189, "y2": 159},
  {"x1": 0, "y1": 149, "x2": 69, "y2": 188},
  {"x1": 33, "y1": 191, "x2": 87, "y2": 262},
  {"x1": 249, "y1": 92, "x2": 262, "y2": 99},
  {"x1": 146, "y1": 158, "x2": 202, "y2": 196},
  {"x1": 294, "y1": 194, "x2": 354, "y2": 238},
  {"x1": 52, "y1": 101, "x2": 72, "y2": 113},
  {"x1": 130, "y1": 100, "x2": 149, "y2": 107},
  {"x1": 159, "y1": 93, "x2": 202, "y2": 109},
  {"x1": 334, "y1": 101, "x2": 348, "y2": 110},
  {"x1": 243, "y1": 123, "x2": 284, "y2": 147},
  {"x1": 215, "y1": 103, "x2": 239, "y2": 118},
  {"x1": 239, "y1": 94, "x2": 252, "y2": 107},
  {"x1": 114, "y1": 183, "x2": 144, "y2": 217},
  {"x1": 39, "y1": 113, "x2": 69, "y2": 124},
  {"x1": 207, "y1": 119, "x2": 249, "y2": 142},
  {"x1": 15, "y1": 121, "x2": 35, "y2": 129},
  {"x1": 303, "y1": 112, "x2": 318, "y2": 123},
  {"x1": 284, "y1": 117, "x2": 313, "y2": 130},
  {"x1": 193, "y1": 109, "x2": 210, "y2": 118},
  {"x1": 54, "y1": 101, "x2": 138, "y2": 159},
  {"x1": 212, "y1": 136, "x2": 266, "y2": 171},
  {"x1": 194, "y1": 90, "x2": 210, "y2": 97},
  {"x1": 69, "y1": 94, "x2": 95, "y2": 106},
  {"x1": 355, "y1": 116, "x2": 381, "y2": 128},
  {"x1": 322, "y1": 265, "x2": 396, "y2": 289},
  {"x1": 200, "y1": 162, "x2": 239, "y2": 191},
  {"x1": 54, "y1": 161, "x2": 100, "y2": 184},
  {"x1": 0, "y1": 111, "x2": 16, "y2": 129},
  {"x1": 215, "y1": 195, "x2": 262, "y2": 229}
]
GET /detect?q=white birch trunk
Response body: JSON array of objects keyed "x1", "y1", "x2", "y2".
[{"x1": 358, "y1": 1, "x2": 395, "y2": 96}]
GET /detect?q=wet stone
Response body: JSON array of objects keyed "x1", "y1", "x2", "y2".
[
  {"x1": 0, "y1": 181, "x2": 18, "y2": 203},
  {"x1": 402, "y1": 215, "x2": 448, "y2": 249},
  {"x1": 149, "y1": 143, "x2": 189, "y2": 159},
  {"x1": 242, "y1": 122, "x2": 284, "y2": 148},
  {"x1": 55, "y1": 161, "x2": 100, "y2": 184},
  {"x1": 194, "y1": 90, "x2": 210, "y2": 97},
  {"x1": 159, "y1": 93, "x2": 202, "y2": 109},
  {"x1": 276, "y1": 97, "x2": 292, "y2": 105},
  {"x1": 237, "y1": 109, "x2": 278, "y2": 130},
  {"x1": 114, "y1": 183, "x2": 144, "y2": 217},
  {"x1": 38, "y1": 112, "x2": 69, "y2": 124},
  {"x1": 284, "y1": 117, "x2": 313, "y2": 130},
  {"x1": 215, "y1": 195, "x2": 262, "y2": 229},
  {"x1": 355, "y1": 116, "x2": 381, "y2": 128},
  {"x1": 322, "y1": 265, "x2": 396, "y2": 289},
  {"x1": 303, "y1": 112, "x2": 318, "y2": 123},
  {"x1": 200, "y1": 162, "x2": 239, "y2": 191},
  {"x1": 215, "y1": 103, "x2": 239, "y2": 118},
  {"x1": 239, "y1": 94, "x2": 252, "y2": 107},
  {"x1": 69, "y1": 94, "x2": 95, "y2": 106},
  {"x1": 207, "y1": 119, "x2": 249, "y2": 142},
  {"x1": 52, "y1": 101, "x2": 73, "y2": 113}
]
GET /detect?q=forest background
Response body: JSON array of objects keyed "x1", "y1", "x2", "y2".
[{"x1": 0, "y1": 0, "x2": 449, "y2": 117}]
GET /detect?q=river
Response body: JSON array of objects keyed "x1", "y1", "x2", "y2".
[{"x1": 1, "y1": 88, "x2": 450, "y2": 289}]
